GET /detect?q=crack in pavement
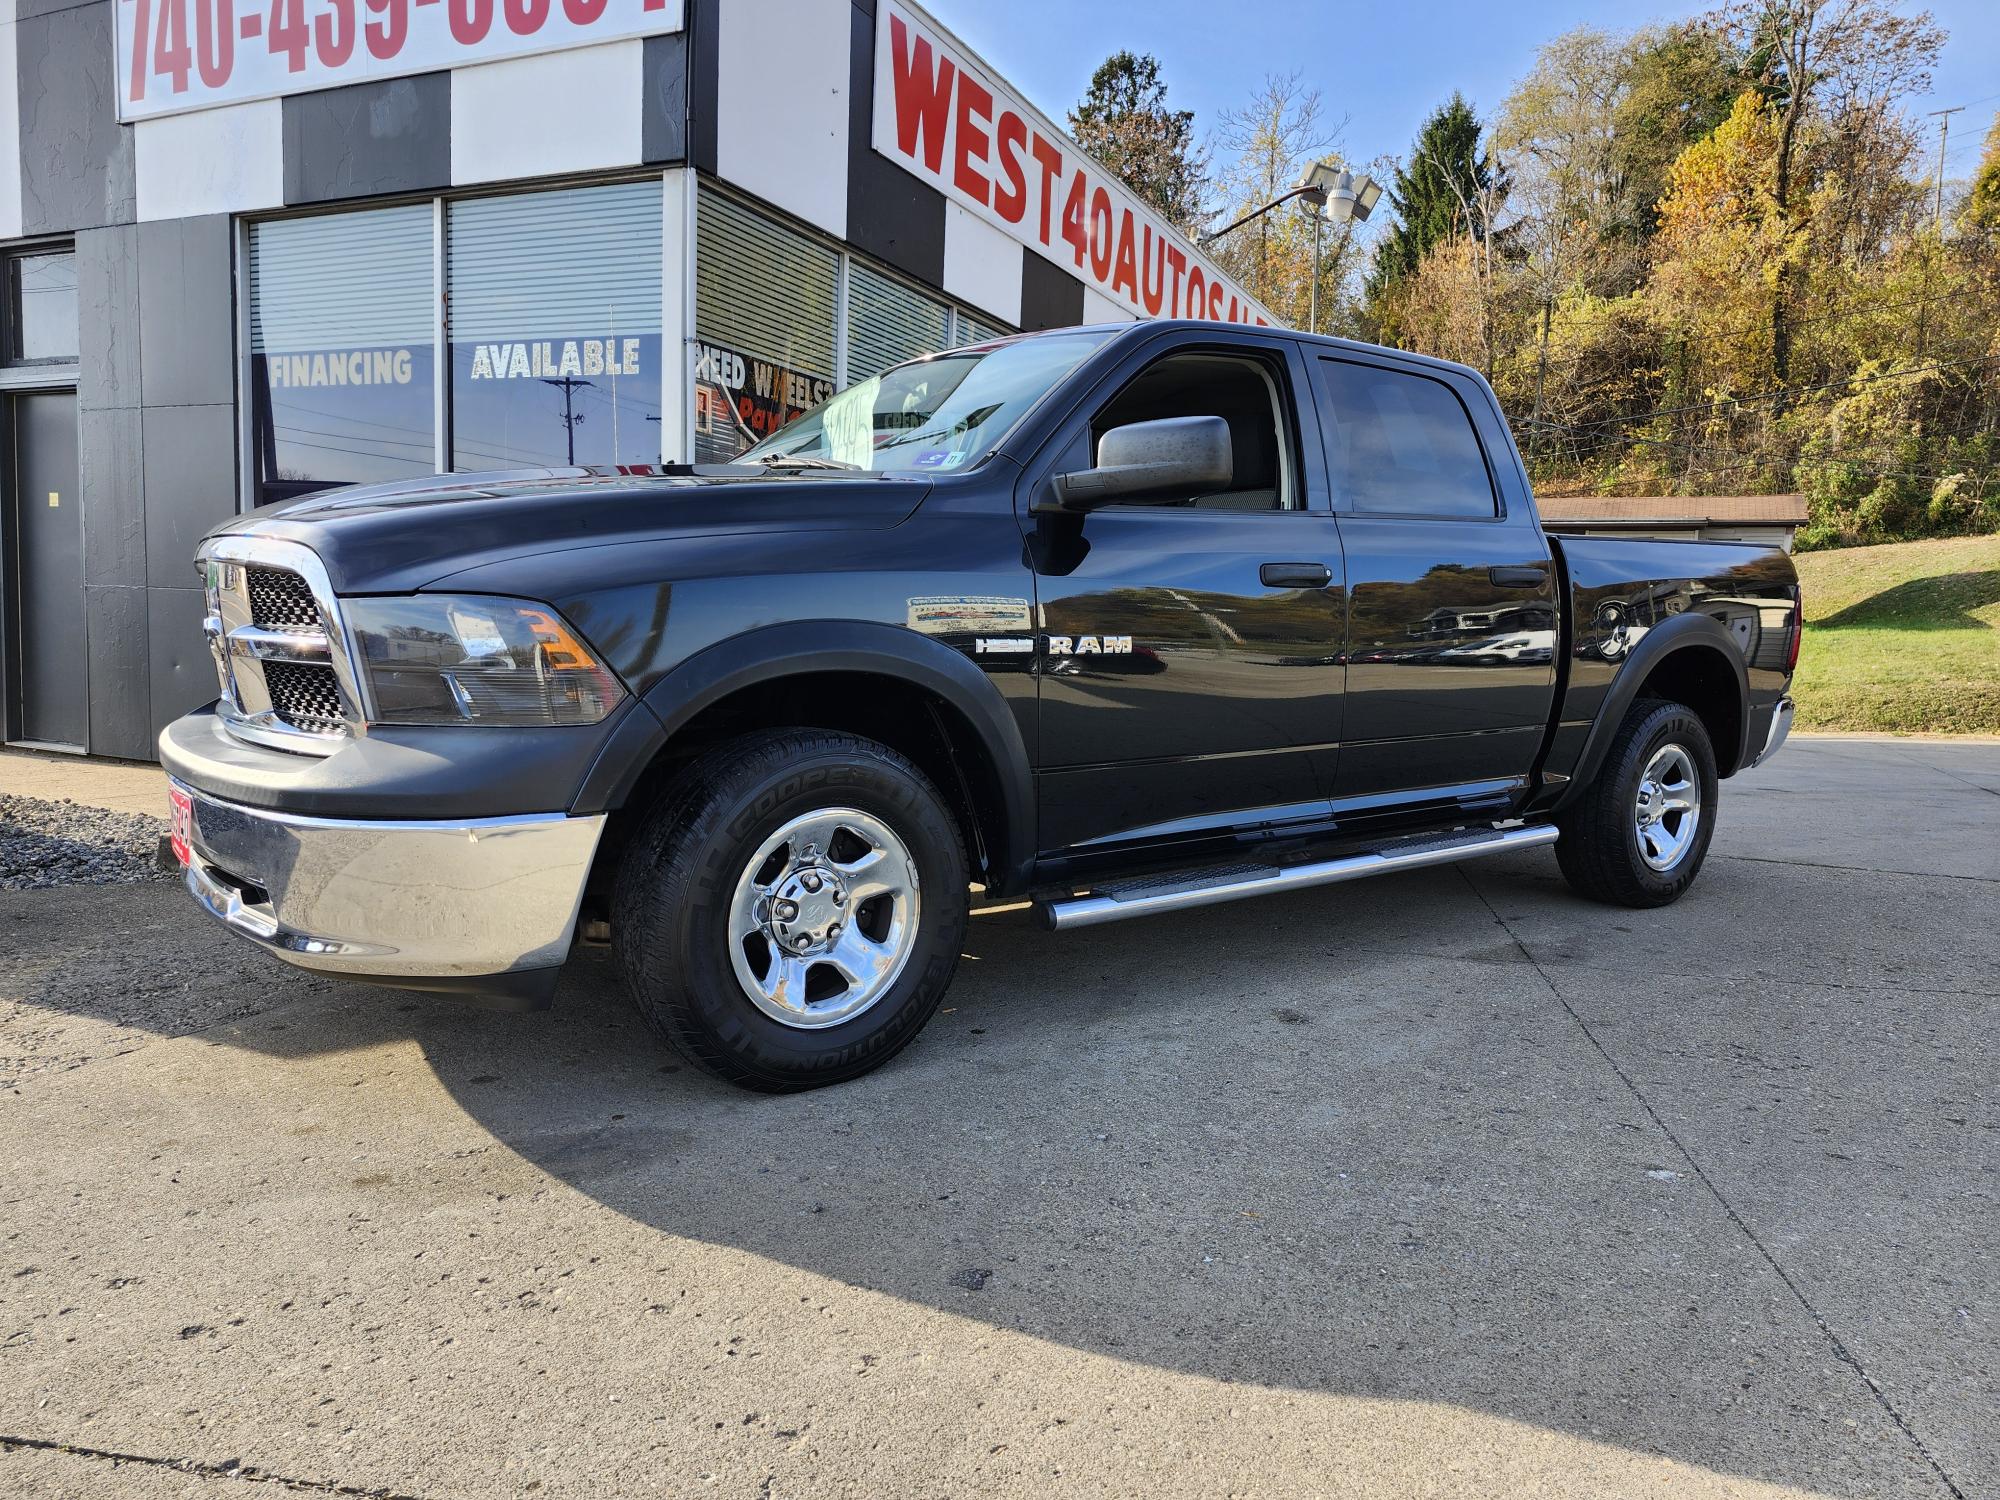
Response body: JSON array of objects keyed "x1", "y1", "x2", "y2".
[
  {"x1": 0, "y1": 1434, "x2": 442, "y2": 1499},
  {"x1": 1455, "y1": 866, "x2": 1971, "y2": 1500},
  {"x1": 1712, "y1": 852, "x2": 1998, "y2": 884}
]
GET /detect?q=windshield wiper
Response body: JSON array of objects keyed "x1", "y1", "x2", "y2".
[{"x1": 750, "y1": 453, "x2": 862, "y2": 471}]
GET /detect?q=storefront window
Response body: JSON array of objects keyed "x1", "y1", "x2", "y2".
[
  {"x1": 9, "y1": 252, "x2": 77, "y2": 363},
  {"x1": 447, "y1": 181, "x2": 664, "y2": 471},
  {"x1": 248, "y1": 206, "x2": 436, "y2": 506},
  {"x1": 693, "y1": 188, "x2": 837, "y2": 463},
  {"x1": 953, "y1": 309, "x2": 1009, "y2": 348},
  {"x1": 846, "y1": 263, "x2": 950, "y2": 385}
]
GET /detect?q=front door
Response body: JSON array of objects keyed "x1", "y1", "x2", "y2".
[
  {"x1": 10, "y1": 391, "x2": 84, "y2": 748},
  {"x1": 1024, "y1": 337, "x2": 1345, "y2": 859}
]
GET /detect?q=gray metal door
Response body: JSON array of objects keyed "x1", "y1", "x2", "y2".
[{"x1": 11, "y1": 391, "x2": 84, "y2": 747}]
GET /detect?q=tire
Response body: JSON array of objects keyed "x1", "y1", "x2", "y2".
[
  {"x1": 1556, "y1": 697, "x2": 1719, "y2": 908},
  {"x1": 612, "y1": 729, "x2": 969, "y2": 1092}
]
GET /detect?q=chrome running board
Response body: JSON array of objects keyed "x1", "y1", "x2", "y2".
[{"x1": 1035, "y1": 823, "x2": 1560, "y2": 931}]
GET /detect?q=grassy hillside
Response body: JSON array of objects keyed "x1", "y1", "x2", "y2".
[{"x1": 1790, "y1": 534, "x2": 2000, "y2": 735}]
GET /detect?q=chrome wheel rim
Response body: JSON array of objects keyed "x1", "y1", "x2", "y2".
[
  {"x1": 727, "y1": 807, "x2": 921, "y2": 1030},
  {"x1": 1634, "y1": 743, "x2": 1701, "y2": 872}
]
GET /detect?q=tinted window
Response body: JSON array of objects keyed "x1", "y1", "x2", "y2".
[
  {"x1": 448, "y1": 181, "x2": 664, "y2": 471},
  {"x1": 248, "y1": 207, "x2": 436, "y2": 506},
  {"x1": 1318, "y1": 359, "x2": 1494, "y2": 518},
  {"x1": 10, "y1": 252, "x2": 77, "y2": 363}
]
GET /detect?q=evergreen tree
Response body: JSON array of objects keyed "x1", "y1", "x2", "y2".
[
  {"x1": 1068, "y1": 52, "x2": 1209, "y2": 233},
  {"x1": 1366, "y1": 95, "x2": 1497, "y2": 306},
  {"x1": 1966, "y1": 111, "x2": 2000, "y2": 233}
]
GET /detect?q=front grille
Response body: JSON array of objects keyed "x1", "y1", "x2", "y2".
[
  {"x1": 246, "y1": 567, "x2": 322, "y2": 630},
  {"x1": 263, "y1": 660, "x2": 345, "y2": 734}
]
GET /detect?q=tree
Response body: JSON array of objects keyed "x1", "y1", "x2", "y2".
[
  {"x1": 1366, "y1": 95, "x2": 1504, "y2": 324},
  {"x1": 1963, "y1": 111, "x2": 2000, "y2": 233},
  {"x1": 1068, "y1": 52, "x2": 1209, "y2": 233},
  {"x1": 1207, "y1": 72, "x2": 1346, "y2": 326},
  {"x1": 1500, "y1": 29, "x2": 1631, "y2": 435},
  {"x1": 1612, "y1": 23, "x2": 1745, "y2": 242},
  {"x1": 1715, "y1": 0, "x2": 1946, "y2": 382}
]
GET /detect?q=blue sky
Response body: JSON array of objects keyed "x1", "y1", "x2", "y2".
[{"x1": 931, "y1": 0, "x2": 2000, "y2": 190}]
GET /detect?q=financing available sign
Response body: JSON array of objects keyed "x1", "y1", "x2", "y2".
[
  {"x1": 115, "y1": 0, "x2": 683, "y2": 122},
  {"x1": 872, "y1": 1, "x2": 1278, "y2": 327}
]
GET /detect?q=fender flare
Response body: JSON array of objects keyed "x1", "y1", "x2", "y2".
[
  {"x1": 572, "y1": 620, "x2": 1039, "y2": 892},
  {"x1": 1551, "y1": 611, "x2": 1750, "y2": 814}
]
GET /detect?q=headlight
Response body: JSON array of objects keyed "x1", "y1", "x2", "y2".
[{"x1": 345, "y1": 595, "x2": 626, "y2": 726}]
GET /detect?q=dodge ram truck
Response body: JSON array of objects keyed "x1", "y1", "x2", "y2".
[{"x1": 162, "y1": 321, "x2": 1799, "y2": 1090}]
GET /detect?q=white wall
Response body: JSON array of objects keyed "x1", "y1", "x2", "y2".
[
  {"x1": 1081, "y1": 286, "x2": 1138, "y2": 325},
  {"x1": 714, "y1": 0, "x2": 849, "y2": 238},
  {"x1": 134, "y1": 99, "x2": 284, "y2": 221},
  {"x1": 661, "y1": 169, "x2": 694, "y2": 465},
  {"x1": 942, "y1": 204, "x2": 1021, "y2": 326},
  {"x1": 0, "y1": 9, "x2": 19, "y2": 240},
  {"x1": 451, "y1": 41, "x2": 644, "y2": 186}
]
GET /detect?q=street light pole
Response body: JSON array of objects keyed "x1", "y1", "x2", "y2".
[
  {"x1": 1310, "y1": 209, "x2": 1322, "y2": 333},
  {"x1": 1300, "y1": 163, "x2": 1382, "y2": 337},
  {"x1": 1197, "y1": 164, "x2": 1380, "y2": 330}
]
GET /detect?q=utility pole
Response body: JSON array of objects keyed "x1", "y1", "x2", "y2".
[
  {"x1": 1928, "y1": 105, "x2": 1965, "y2": 232},
  {"x1": 541, "y1": 376, "x2": 594, "y2": 465}
]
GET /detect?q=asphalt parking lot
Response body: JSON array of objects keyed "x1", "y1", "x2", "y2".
[{"x1": 2, "y1": 737, "x2": 1995, "y2": 1500}]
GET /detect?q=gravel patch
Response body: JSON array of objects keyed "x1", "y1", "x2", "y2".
[{"x1": 0, "y1": 795, "x2": 173, "y2": 890}]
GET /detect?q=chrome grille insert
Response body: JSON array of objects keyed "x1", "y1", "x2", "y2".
[
  {"x1": 198, "y1": 538, "x2": 365, "y2": 757},
  {"x1": 263, "y1": 661, "x2": 346, "y2": 734},
  {"x1": 245, "y1": 567, "x2": 323, "y2": 630}
]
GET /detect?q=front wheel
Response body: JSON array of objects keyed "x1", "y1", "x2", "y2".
[
  {"x1": 613, "y1": 729, "x2": 969, "y2": 1091},
  {"x1": 1556, "y1": 697, "x2": 1719, "y2": 908}
]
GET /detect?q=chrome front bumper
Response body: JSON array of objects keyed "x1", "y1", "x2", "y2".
[
  {"x1": 172, "y1": 780, "x2": 605, "y2": 1001},
  {"x1": 1748, "y1": 696, "x2": 1795, "y2": 769}
]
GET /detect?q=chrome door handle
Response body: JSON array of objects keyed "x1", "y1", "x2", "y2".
[{"x1": 1260, "y1": 562, "x2": 1333, "y2": 589}]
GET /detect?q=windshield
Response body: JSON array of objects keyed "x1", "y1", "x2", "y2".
[{"x1": 739, "y1": 332, "x2": 1110, "y2": 475}]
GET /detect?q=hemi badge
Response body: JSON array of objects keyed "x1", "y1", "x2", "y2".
[{"x1": 974, "y1": 637, "x2": 1034, "y2": 655}]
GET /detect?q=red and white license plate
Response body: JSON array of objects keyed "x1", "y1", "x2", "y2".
[{"x1": 168, "y1": 785, "x2": 193, "y2": 868}]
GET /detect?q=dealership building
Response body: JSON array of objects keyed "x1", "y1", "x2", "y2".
[{"x1": 0, "y1": 0, "x2": 1268, "y2": 760}]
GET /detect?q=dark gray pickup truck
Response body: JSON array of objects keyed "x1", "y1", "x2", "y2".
[{"x1": 162, "y1": 320, "x2": 1798, "y2": 1090}]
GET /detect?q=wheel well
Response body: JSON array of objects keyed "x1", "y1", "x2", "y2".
[
  {"x1": 586, "y1": 672, "x2": 1013, "y2": 914},
  {"x1": 1636, "y1": 647, "x2": 1745, "y2": 775}
]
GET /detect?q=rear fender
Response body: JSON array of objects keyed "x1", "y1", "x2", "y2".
[{"x1": 1550, "y1": 611, "x2": 1749, "y2": 814}]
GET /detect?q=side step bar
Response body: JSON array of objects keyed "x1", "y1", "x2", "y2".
[{"x1": 1035, "y1": 823, "x2": 1560, "y2": 932}]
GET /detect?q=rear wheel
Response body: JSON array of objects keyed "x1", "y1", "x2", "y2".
[
  {"x1": 613, "y1": 729, "x2": 969, "y2": 1091},
  {"x1": 1556, "y1": 697, "x2": 1718, "y2": 908}
]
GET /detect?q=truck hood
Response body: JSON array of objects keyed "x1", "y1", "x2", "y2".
[{"x1": 202, "y1": 465, "x2": 932, "y2": 594}]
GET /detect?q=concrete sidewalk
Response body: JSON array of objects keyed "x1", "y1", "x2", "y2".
[{"x1": 0, "y1": 750, "x2": 167, "y2": 819}]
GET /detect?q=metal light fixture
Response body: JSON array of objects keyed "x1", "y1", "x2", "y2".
[
  {"x1": 1298, "y1": 161, "x2": 1382, "y2": 333},
  {"x1": 1194, "y1": 161, "x2": 1383, "y2": 330},
  {"x1": 1303, "y1": 161, "x2": 1383, "y2": 225}
]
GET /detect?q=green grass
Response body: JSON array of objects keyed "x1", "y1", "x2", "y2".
[{"x1": 1790, "y1": 534, "x2": 2000, "y2": 735}]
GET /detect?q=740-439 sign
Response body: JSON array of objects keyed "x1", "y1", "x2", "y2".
[{"x1": 115, "y1": 0, "x2": 683, "y2": 122}]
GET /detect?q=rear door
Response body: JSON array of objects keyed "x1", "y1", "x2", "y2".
[
  {"x1": 1308, "y1": 352, "x2": 1557, "y2": 824},
  {"x1": 1021, "y1": 330, "x2": 1346, "y2": 860}
]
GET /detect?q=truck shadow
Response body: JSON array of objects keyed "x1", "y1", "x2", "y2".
[{"x1": 5, "y1": 848, "x2": 1983, "y2": 1499}]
